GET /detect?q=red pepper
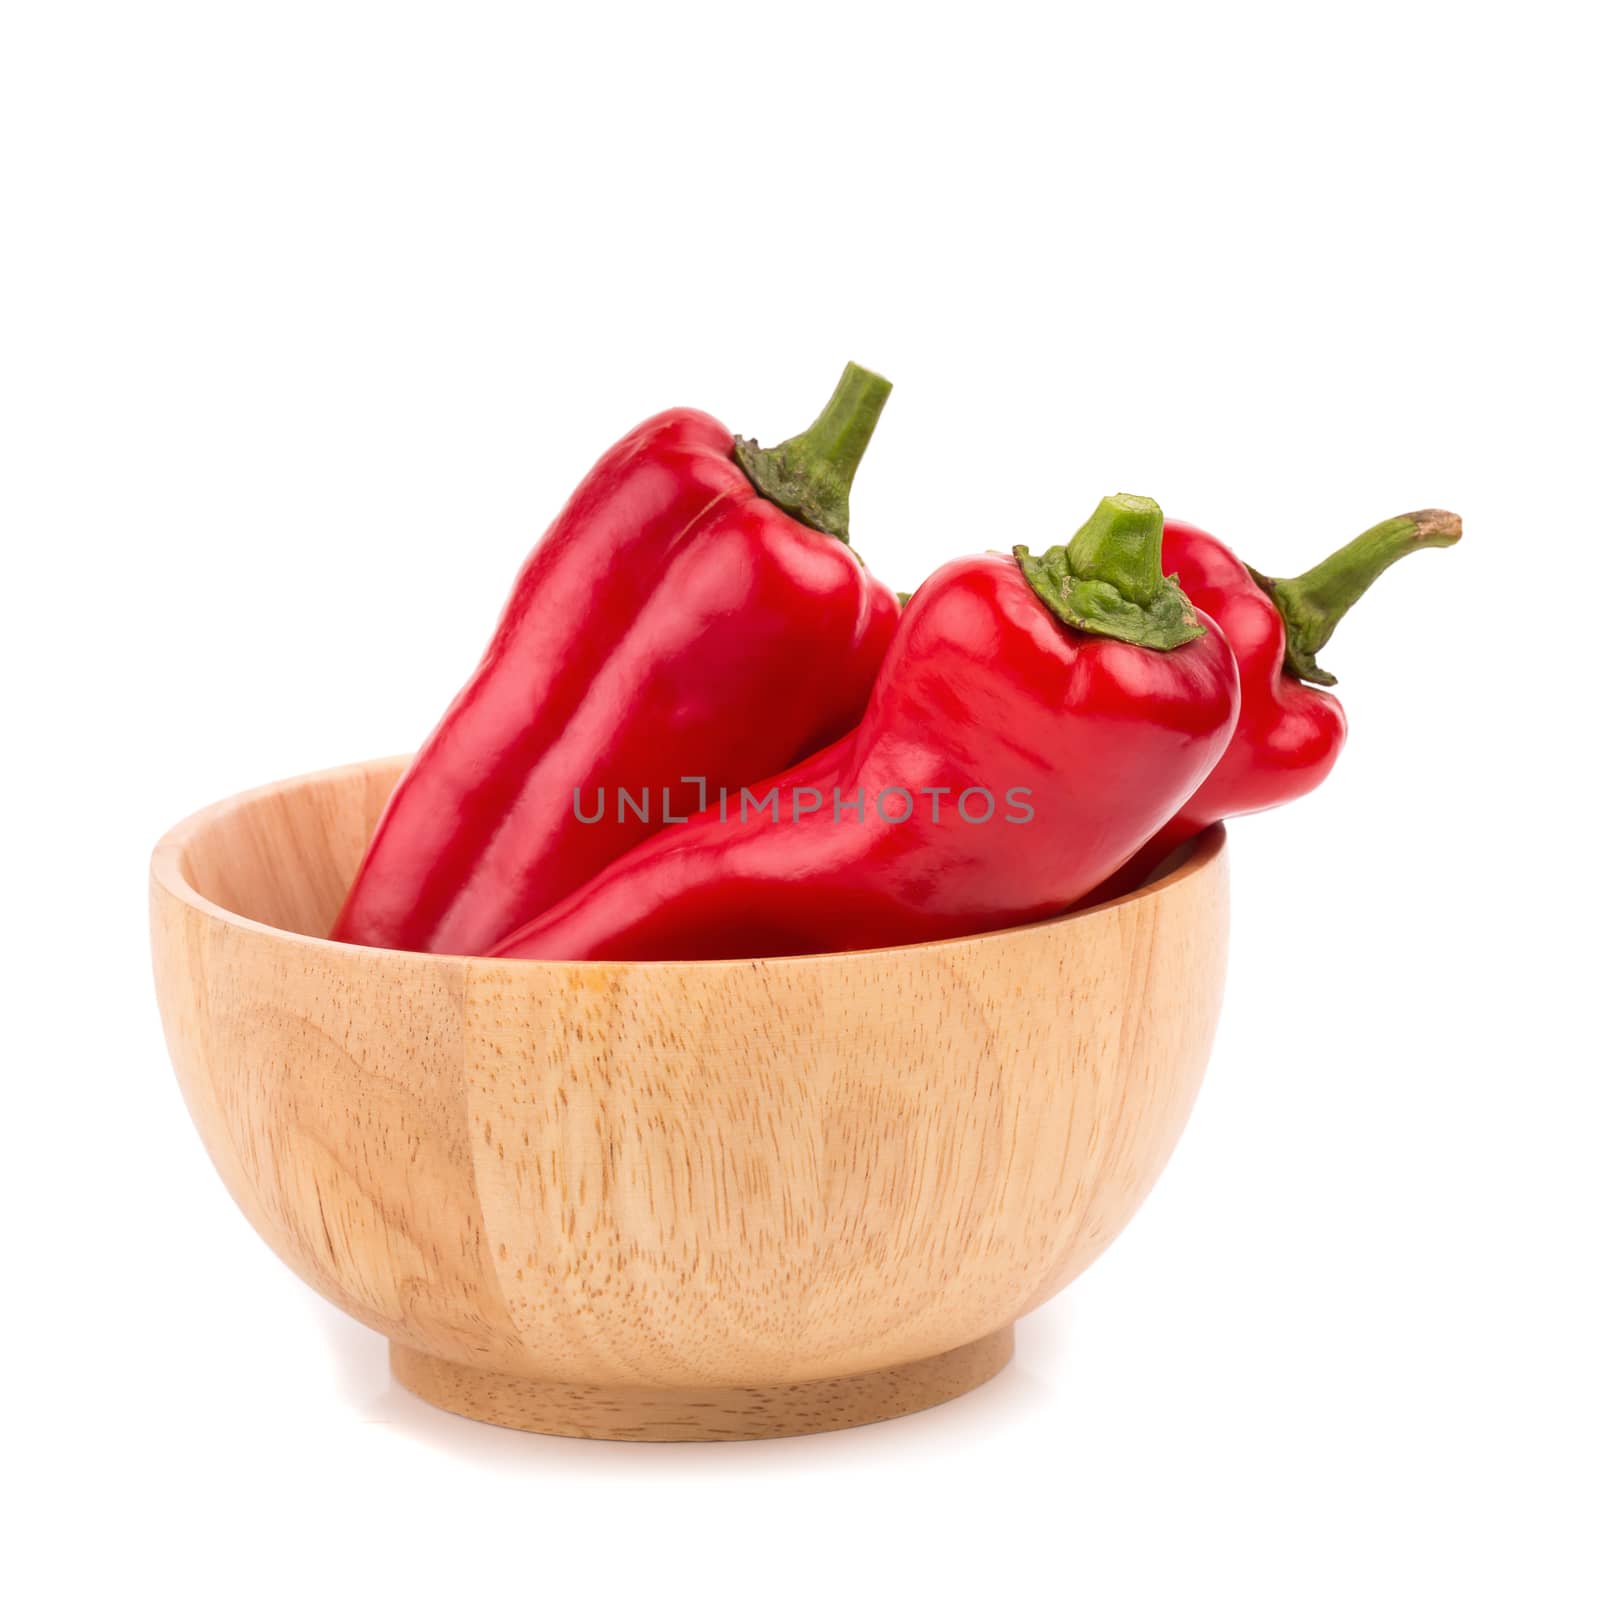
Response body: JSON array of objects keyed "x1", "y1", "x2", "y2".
[
  {"x1": 332, "y1": 363, "x2": 900, "y2": 955},
  {"x1": 1095, "y1": 508, "x2": 1463, "y2": 898},
  {"x1": 490, "y1": 494, "x2": 1239, "y2": 961}
]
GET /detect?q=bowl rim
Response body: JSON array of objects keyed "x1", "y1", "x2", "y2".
[{"x1": 151, "y1": 754, "x2": 1227, "y2": 972}]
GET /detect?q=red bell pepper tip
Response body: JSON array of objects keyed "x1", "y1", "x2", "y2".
[
  {"x1": 1014, "y1": 493, "x2": 1207, "y2": 651},
  {"x1": 1246, "y1": 508, "x2": 1463, "y2": 686},
  {"x1": 732, "y1": 361, "x2": 892, "y2": 546}
]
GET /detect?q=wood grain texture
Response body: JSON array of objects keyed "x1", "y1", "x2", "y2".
[
  {"x1": 390, "y1": 1327, "x2": 1016, "y2": 1442},
  {"x1": 150, "y1": 757, "x2": 1229, "y2": 1440}
]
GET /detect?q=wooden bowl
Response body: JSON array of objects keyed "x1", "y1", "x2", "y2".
[{"x1": 150, "y1": 757, "x2": 1228, "y2": 1441}]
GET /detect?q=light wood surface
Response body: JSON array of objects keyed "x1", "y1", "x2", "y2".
[
  {"x1": 150, "y1": 757, "x2": 1229, "y2": 1441},
  {"x1": 390, "y1": 1327, "x2": 1016, "y2": 1442}
]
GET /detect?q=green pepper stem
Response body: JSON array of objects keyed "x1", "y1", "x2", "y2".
[
  {"x1": 1065, "y1": 492, "x2": 1168, "y2": 603},
  {"x1": 733, "y1": 362, "x2": 892, "y2": 545},
  {"x1": 1250, "y1": 509, "x2": 1463, "y2": 685},
  {"x1": 1015, "y1": 493, "x2": 1206, "y2": 652}
]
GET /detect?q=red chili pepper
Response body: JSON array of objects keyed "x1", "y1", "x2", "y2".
[
  {"x1": 332, "y1": 363, "x2": 900, "y2": 955},
  {"x1": 1094, "y1": 508, "x2": 1463, "y2": 899},
  {"x1": 489, "y1": 494, "x2": 1239, "y2": 961}
]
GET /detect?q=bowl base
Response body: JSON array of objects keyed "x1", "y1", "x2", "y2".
[{"x1": 389, "y1": 1327, "x2": 1014, "y2": 1442}]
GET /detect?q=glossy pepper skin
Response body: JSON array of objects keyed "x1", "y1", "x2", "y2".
[
  {"x1": 331, "y1": 364, "x2": 900, "y2": 955},
  {"x1": 490, "y1": 494, "x2": 1240, "y2": 962},
  {"x1": 1096, "y1": 508, "x2": 1463, "y2": 898}
]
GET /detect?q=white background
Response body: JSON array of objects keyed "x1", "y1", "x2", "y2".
[{"x1": 4, "y1": 2, "x2": 1595, "y2": 1596}]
